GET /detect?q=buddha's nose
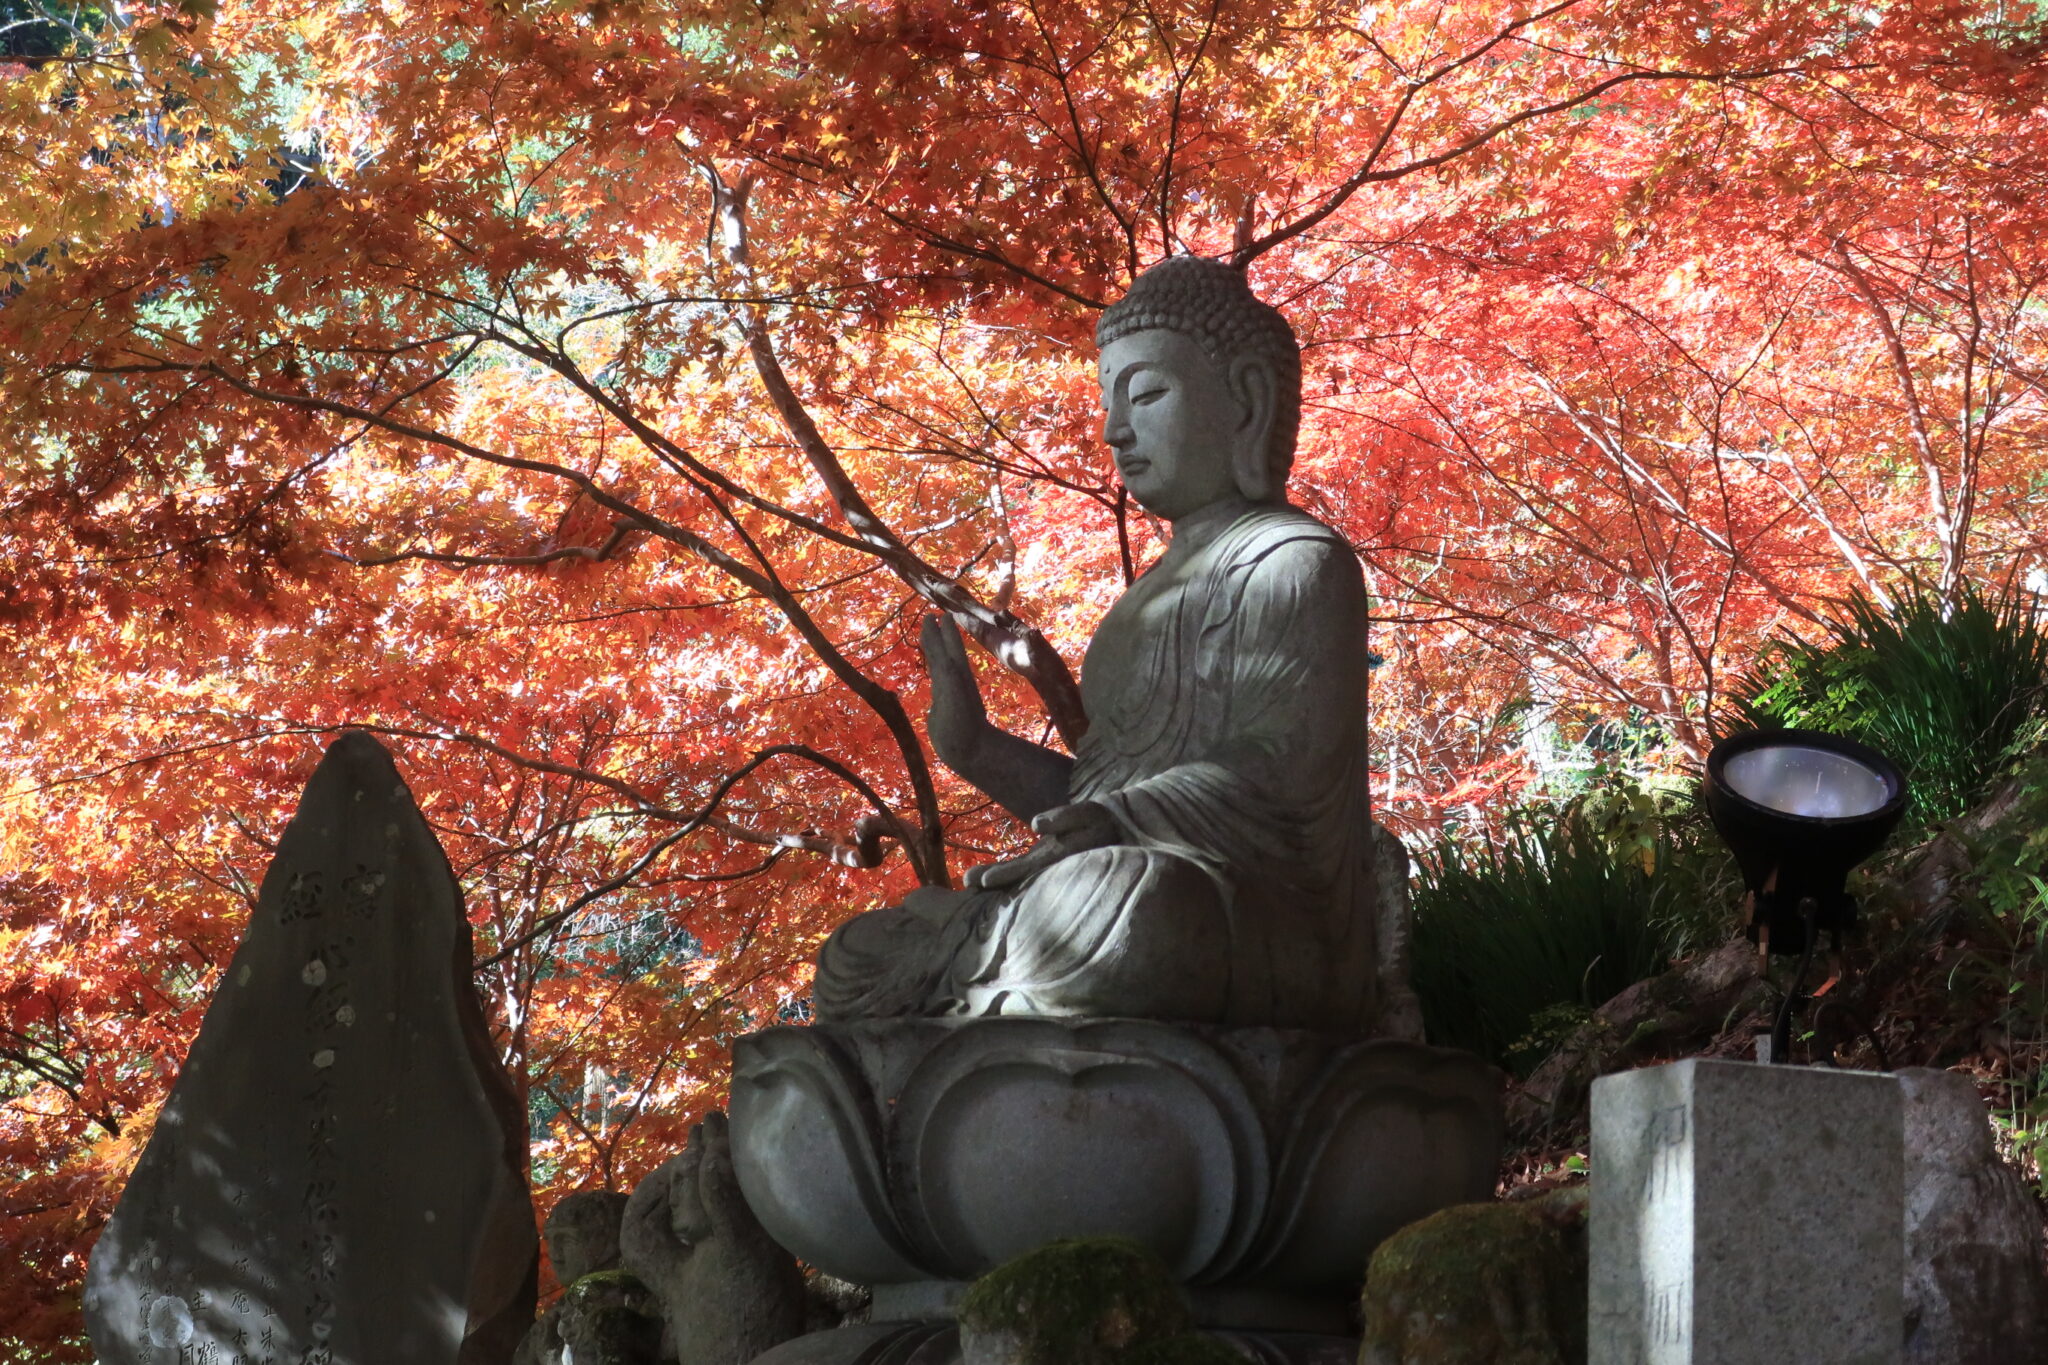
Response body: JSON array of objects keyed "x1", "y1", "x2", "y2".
[{"x1": 1102, "y1": 407, "x2": 1132, "y2": 450}]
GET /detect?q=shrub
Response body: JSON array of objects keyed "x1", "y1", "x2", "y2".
[
  {"x1": 1408, "y1": 782, "x2": 1740, "y2": 1073},
  {"x1": 1730, "y1": 580, "x2": 2048, "y2": 825}
]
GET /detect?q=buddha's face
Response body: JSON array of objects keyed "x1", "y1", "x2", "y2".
[{"x1": 1098, "y1": 329, "x2": 1254, "y2": 522}]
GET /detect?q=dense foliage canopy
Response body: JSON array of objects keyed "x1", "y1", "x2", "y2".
[{"x1": 4, "y1": 0, "x2": 2047, "y2": 1348}]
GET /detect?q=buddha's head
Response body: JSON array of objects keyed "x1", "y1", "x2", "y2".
[{"x1": 1095, "y1": 255, "x2": 1302, "y2": 521}]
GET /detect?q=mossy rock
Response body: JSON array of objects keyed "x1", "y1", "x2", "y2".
[
  {"x1": 559, "y1": 1269, "x2": 662, "y2": 1364},
  {"x1": 564, "y1": 1267, "x2": 652, "y2": 1301},
  {"x1": 1360, "y1": 1188, "x2": 1587, "y2": 1365},
  {"x1": 1116, "y1": 1331, "x2": 1247, "y2": 1364},
  {"x1": 958, "y1": 1237, "x2": 1193, "y2": 1365}
]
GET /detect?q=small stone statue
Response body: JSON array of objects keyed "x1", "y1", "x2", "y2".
[
  {"x1": 514, "y1": 1191, "x2": 657, "y2": 1365},
  {"x1": 619, "y1": 1111, "x2": 806, "y2": 1365},
  {"x1": 816, "y1": 254, "x2": 1414, "y2": 1036},
  {"x1": 553, "y1": 1276, "x2": 663, "y2": 1365},
  {"x1": 547, "y1": 1191, "x2": 632, "y2": 1285}
]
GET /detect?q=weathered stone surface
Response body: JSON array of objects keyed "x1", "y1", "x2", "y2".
[
  {"x1": 1508, "y1": 940, "x2": 1766, "y2": 1142},
  {"x1": 1899, "y1": 1068, "x2": 2048, "y2": 1365},
  {"x1": 618, "y1": 1110, "x2": 805, "y2": 1365},
  {"x1": 745, "y1": 1322, "x2": 962, "y2": 1365},
  {"x1": 748, "y1": 1323, "x2": 1355, "y2": 1365},
  {"x1": 1359, "y1": 1188, "x2": 1588, "y2": 1365},
  {"x1": 1590, "y1": 1058, "x2": 1901, "y2": 1365},
  {"x1": 84, "y1": 732, "x2": 536, "y2": 1365},
  {"x1": 1369, "y1": 823, "x2": 1426, "y2": 1045}
]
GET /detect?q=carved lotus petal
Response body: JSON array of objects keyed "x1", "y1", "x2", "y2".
[
  {"x1": 890, "y1": 1019, "x2": 1267, "y2": 1281},
  {"x1": 1245, "y1": 1042, "x2": 1504, "y2": 1292},
  {"x1": 729, "y1": 1028, "x2": 924, "y2": 1285}
]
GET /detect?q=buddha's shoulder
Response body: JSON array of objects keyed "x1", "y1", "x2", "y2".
[{"x1": 1214, "y1": 504, "x2": 1355, "y2": 571}]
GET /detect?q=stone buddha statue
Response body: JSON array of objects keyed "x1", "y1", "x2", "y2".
[
  {"x1": 814, "y1": 255, "x2": 1415, "y2": 1038},
  {"x1": 737, "y1": 262, "x2": 1489, "y2": 1364}
]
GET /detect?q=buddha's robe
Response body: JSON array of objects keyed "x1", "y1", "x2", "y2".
[{"x1": 814, "y1": 500, "x2": 1404, "y2": 1035}]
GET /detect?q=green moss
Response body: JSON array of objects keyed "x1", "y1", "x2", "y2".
[
  {"x1": 1361, "y1": 1190, "x2": 1588, "y2": 1365},
  {"x1": 958, "y1": 1237, "x2": 1192, "y2": 1365},
  {"x1": 564, "y1": 1267, "x2": 649, "y2": 1299}
]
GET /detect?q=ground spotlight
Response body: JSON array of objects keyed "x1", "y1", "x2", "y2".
[{"x1": 1704, "y1": 727, "x2": 1907, "y2": 1062}]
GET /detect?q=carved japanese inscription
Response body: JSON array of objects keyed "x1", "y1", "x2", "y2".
[{"x1": 1638, "y1": 1103, "x2": 1694, "y2": 1363}]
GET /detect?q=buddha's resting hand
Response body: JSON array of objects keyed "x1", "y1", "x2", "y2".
[{"x1": 965, "y1": 800, "x2": 1121, "y2": 891}]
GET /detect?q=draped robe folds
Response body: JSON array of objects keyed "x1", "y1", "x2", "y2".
[{"x1": 814, "y1": 501, "x2": 1402, "y2": 1036}]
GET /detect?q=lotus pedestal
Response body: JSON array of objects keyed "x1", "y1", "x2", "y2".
[{"x1": 729, "y1": 1017, "x2": 1502, "y2": 1364}]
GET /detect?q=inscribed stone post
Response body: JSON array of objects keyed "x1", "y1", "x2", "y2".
[
  {"x1": 84, "y1": 732, "x2": 537, "y2": 1364},
  {"x1": 1590, "y1": 1058, "x2": 1900, "y2": 1365}
]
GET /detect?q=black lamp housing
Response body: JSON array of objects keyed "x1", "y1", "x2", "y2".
[{"x1": 1703, "y1": 727, "x2": 1908, "y2": 956}]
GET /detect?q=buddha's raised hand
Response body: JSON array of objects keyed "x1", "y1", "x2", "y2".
[
  {"x1": 918, "y1": 614, "x2": 1077, "y2": 823},
  {"x1": 920, "y1": 614, "x2": 991, "y2": 772}
]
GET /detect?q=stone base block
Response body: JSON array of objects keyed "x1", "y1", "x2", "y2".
[{"x1": 1590, "y1": 1058, "x2": 1901, "y2": 1365}]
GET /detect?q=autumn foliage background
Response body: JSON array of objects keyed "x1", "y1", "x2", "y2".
[{"x1": 3, "y1": 0, "x2": 2046, "y2": 1350}]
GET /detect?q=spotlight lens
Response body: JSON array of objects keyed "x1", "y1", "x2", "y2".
[{"x1": 1722, "y1": 744, "x2": 1893, "y2": 819}]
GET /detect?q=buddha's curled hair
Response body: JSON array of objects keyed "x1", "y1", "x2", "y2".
[{"x1": 1096, "y1": 255, "x2": 1303, "y2": 489}]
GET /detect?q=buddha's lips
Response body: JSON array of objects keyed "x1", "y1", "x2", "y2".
[{"x1": 1118, "y1": 457, "x2": 1152, "y2": 478}]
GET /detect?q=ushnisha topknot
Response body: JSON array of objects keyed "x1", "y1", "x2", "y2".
[{"x1": 1096, "y1": 254, "x2": 1303, "y2": 489}]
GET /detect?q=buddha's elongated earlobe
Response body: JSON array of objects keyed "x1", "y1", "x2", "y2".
[{"x1": 1229, "y1": 355, "x2": 1279, "y2": 500}]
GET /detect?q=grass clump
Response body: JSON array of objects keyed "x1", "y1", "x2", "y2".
[
  {"x1": 1731, "y1": 580, "x2": 2048, "y2": 825},
  {"x1": 1409, "y1": 780, "x2": 1740, "y2": 1073}
]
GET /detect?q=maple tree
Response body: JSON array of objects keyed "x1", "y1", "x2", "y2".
[{"x1": 3, "y1": 0, "x2": 2047, "y2": 1350}]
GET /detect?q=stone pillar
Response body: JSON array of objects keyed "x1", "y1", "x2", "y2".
[{"x1": 1590, "y1": 1058, "x2": 1901, "y2": 1365}]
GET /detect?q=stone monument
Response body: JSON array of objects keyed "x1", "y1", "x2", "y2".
[
  {"x1": 729, "y1": 256, "x2": 1503, "y2": 1364},
  {"x1": 84, "y1": 732, "x2": 537, "y2": 1365}
]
